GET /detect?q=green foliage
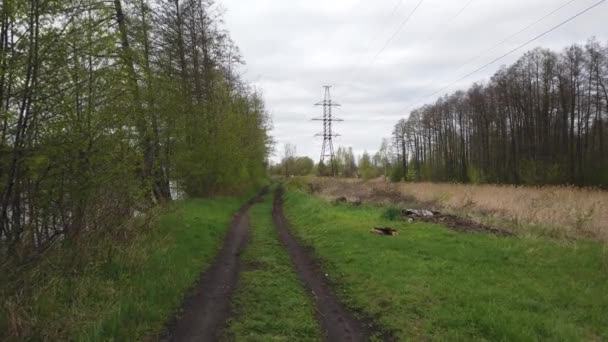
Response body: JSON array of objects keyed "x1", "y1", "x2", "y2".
[
  {"x1": 358, "y1": 152, "x2": 379, "y2": 180},
  {"x1": 271, "y1": 156, "x2": 315, "y2": 176},
  {"x1": 406, "y1": 164, "x2": 418, "y2": 181},
  {"x1": 317, "y1": 161, "x2": 329, "y2": 177},
  {"x1": 335, "y1": 147, "x2": 358, "y2": 177},
  {"x1": 0, "y1": 1, "x2": 271, "y2": 337},
  {"x1": 0, "y1": 197, "x2": 245, "y2": 340},
  {"x1": 283, "y1": 176, "x2": 313, "y2": 192},
  {"x1": 381, "y1": 207, "x2": 401, "y2": 221},
  {"x1": 0, "y1": 0, "x2": 271, "y2": 262},
  {"x1": 467, "y1": 165, "x2": 484, "y2": 184},
  {"x1": 391, "y1": 40, "x2": 608, "y2": 187},
  {"x1": 419, "y1": 163, "x2": 435, "y2": 181},
  {"x1": 226, "y1": 193, "x2": 321, "y2": 340},
  {"x1": 389, "y1": 165, "x2": 404, "y2": 183},
  {"x1": 294, "y1": 157, "x2": 315, "y2": 176},
  {"x1": 173, "y1": 81, "x2": 270, "y2": 196},
  {"x1": 519, "y1": 161, "x2": 567, "y2": 185},
  {"x1": 283, "y1": 190, "x2": 608, "y2": 340}
]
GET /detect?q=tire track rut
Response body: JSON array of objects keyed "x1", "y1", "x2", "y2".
[
  {"x1": 162, "y1": 190, "x2": 265, "y2": 342},
  {"x1": 272, "y1": 187, "x2": 374, "y2": 342}
]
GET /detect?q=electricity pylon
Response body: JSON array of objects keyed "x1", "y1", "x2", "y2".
[{"x1": 312, "y1": 86, "x2": 343, "y2": 176}]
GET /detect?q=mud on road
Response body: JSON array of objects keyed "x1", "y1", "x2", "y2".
[
  {"x1": 162, "y1": 190, "x2": 266, "y2": 342},
  {"x1": 273, "y1": 187, "x2": 388, "y2": 342}
]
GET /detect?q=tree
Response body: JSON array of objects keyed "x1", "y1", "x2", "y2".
[
  {"x1": 389, "y1": 39, "x2": 608, "y2": 187},
  {"x1": 282, "y1": 143, "x2": 297, "y2": 176},
  {"x1": 358, "y1": 152, "x2": 377, "y2": 180},
  {"x1": 317, "y1": 160, "x2": 329, "y2": 177},
  {"x1": 293, "y1": 157, "x2": 314, "y2": 176},
  {"x1": 0, "y1": 0, "x2": 271, "y2": 261},
  {"x1": 335, "y1": 146, "x2": 358, "y2": 177}
]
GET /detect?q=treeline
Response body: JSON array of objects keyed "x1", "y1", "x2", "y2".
[
  {"x1": 271, "y1": 143, "x2": 394, "y2": 180},
  {"x1": 392, "y1": 38, "x2": 608, "y2": 186},
  {"x1": 0, "y1": 0, "x2": 270, "y2": 260}
]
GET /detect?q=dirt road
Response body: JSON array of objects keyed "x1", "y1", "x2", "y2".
[
  {"x1": 163, "y1": 187, "x2": 385, "y2": 341},
  {"x1": 162, "y1": 193, "x2": 263, "y2": 342},
  {"x1": 272, "y1": 187, "x2": 373, "y2": 342}
]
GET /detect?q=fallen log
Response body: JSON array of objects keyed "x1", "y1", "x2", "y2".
[{"x1": 371, "y1": 227, "x2": 398, "y2": 236}]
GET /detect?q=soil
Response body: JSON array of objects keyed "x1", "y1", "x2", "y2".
[
  {"x1": 273, "y1": 187, "x2": 390, "y2": 342},
  {"x1": 411, "y1": 213, "x2": 514, "y2": 237},
  {"x1": 161, "y1": 190, "x2": 265, "y2": 342}
]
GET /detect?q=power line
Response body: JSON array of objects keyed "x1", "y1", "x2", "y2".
[
  {"x1": 384, "y1": 0, "x2": 407, "y2": 24},
  {"x1": 452, "y1": 0, "x2": 475, "y2": 20},
  {"x1": 400, "y1": 0, "x2": 605, "y2": 113},
  {"x1": 342, "y1": 0, "x2": 406, "y2": 84},
  {"x1": 420, "y1": 0, "x2": 476, "y2": 45},
  {"x1": 369, "y1": 0, "x2": 425, "y2": 65},
  {"x1": 343, "y1": 0, "x2": 425, "y2": 87},
  {"x1": 417, "y1": 0, "x2": 579, "y2": 91},
  {"x1": 360, "y1": 0, "x2": 406, "y2": 55}
]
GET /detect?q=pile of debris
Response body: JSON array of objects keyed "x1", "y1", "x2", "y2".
[
  {"x1": 402, "y1": 209, "x2": 439, "y2": 218},
  {"x1": 401, "y1": 209, "x2": 514, "y2": 237}
]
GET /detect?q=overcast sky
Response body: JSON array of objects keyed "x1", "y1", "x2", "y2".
[{"x1": 221, "y1": 0, "x2": 608, "y2": 163}]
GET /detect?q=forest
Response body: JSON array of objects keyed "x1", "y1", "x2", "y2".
[
  {"x1": 392, "y1": 39, "x2": 608, "y2": 186},
  {"x1": 0, "y1": 0, "x2": 271, "y2": 262}
]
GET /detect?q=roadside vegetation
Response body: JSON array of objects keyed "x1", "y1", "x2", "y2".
[
  {"x1": 1, "y1": 1, "x2": 270, "y2": 338},
  {"x1": 310, "y1": 177, "x2": 608, "y2": 242},
  {"x1": 226, "y1": 191, "x2": 321, "y2": 341},
  {"x1": 0, "y1": 1, "x2": 270, "y2": 265},
  {"x1": 0, "y1": 197, "x2": 246, "y2": 340},
  {"x1": 283, "y1": 187, "x2": 608, "y2": 340}
]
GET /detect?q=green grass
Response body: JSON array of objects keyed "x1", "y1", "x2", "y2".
[
  {"x1": 283, "y1": 189, "x2": 608, "y2": 341},
  {"x1": 225, "y1": 192, "x2": 321, "y2": 341},
  {"x1": 1, "y1": 196, "x2": 245, "y2": 341}
]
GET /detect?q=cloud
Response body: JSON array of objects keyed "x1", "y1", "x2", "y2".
[{"x1": 222, "y1": 0, "x2": 608, "y2": 162}]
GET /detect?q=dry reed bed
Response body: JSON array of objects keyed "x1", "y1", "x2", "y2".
[{"x1": 311, "y1": 178, "x2": 608, "y2": 241}]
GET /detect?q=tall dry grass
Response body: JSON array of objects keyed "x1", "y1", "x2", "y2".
[{"x1": 310, "y1": 177, "x2": 608, "y2": 241}]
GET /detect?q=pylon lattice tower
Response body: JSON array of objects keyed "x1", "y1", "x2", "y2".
[{"x1": 313, "y1": 86, "x2": 343, "y2": 176}]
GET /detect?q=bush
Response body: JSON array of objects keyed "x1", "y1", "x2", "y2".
[
  {"x1": 389, "y1": 165, "x2": 405, "y2": 183},
  {"x1": 467, "y1": 166, "x2": 484, "y2": 184},
  {"x1": 284, "y1": 176, "x2": 312, "y2": 192},
  {"x1": 381, "y1": 207, "x2": 402, "y2": 221}
]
